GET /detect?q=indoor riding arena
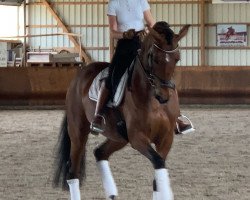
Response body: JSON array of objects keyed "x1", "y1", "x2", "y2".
[{"x1": 0, "y1": 1, "x2": 249, "y2": 200}]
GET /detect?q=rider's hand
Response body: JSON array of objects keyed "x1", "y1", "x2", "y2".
[
  {"x1": 123, "y1": 29, "x2": 136, "y2": 39},
  {"x1": 137, "y1": 30, "x2": 147, "y2": 41}
]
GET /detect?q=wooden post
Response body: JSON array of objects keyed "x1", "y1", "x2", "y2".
[
  {"x1": 200, "y1": 0, "x2": 206, "y2": 67},
  {"x1": 41, "y1": 0, "x2": 91, "y2": 64},
  {"x1": 23, "y1": 0, "x2": 27, "y2": 67}
]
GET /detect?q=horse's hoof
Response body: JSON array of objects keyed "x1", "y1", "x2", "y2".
[{"x1": 109, "y1": 195, "x2": 116, "y2": 200}]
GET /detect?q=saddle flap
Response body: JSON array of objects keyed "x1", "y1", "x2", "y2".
[{"x1": 88, "y1": 68, "x2": 128, "y2": 108}]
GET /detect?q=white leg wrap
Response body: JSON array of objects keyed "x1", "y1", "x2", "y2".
[
  {"x1": 97, "y1": 160, "x2": 118, "y2": 199},
  {"x1": 67, "y1": 179, "x2": 81, "y2": 200},
  {"x1": 152, "y1": 191, "x2": 159, "y2": 200},
  {"x1": 155, "y1": 169, "x2": 174, "y2": 200}
]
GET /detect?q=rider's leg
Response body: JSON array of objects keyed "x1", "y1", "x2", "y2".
[
  {"x1": 90, "y1": 81, "x2": 110, "y2": 134},
  {"x1": 90, "y1": 38, "x2": 140, "y2": 135}
]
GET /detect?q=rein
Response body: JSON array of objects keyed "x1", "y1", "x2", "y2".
[{"x1": 137, "y1": 43, "x2": 176, "y2": 104}]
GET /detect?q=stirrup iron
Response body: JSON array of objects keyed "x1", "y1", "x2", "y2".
[
  {"x1": 176, "y1": 114, "x2": 195, "y2": 134},
  {"x1": 90, "y1": 114, "x2": 106, "y2": 134}
]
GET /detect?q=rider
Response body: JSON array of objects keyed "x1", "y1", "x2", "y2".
[{"x1": 90, "y1": 0, "x2": 195, "y2": 135}]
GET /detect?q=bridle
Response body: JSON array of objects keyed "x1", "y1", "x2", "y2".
[
  {"x1": 137, "y1": 43, "x2": 179, "y2": 104},
  {"x1": 153, "y1": 44, "x2": 179, "y2": 54}
]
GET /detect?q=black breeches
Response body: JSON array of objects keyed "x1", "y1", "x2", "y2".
[{"x1": 105, "y1": 37, "x2": 141, "y2": 99}]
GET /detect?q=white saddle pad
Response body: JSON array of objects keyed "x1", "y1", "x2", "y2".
[{"x1": 88, "y1": 67, "x2": 128, "y2": 107}]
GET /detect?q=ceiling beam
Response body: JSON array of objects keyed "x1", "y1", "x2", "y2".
[{"x1": 41, "y1": 0, "x2": 91, "y2": 64}]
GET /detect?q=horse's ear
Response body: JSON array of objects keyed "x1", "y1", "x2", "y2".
[
  {"x1": 147, "y1": 26, "x2": 165, "y2": 44},
  {"x1": 174, "y1": 24, "x2": 190, "y2": 42}
]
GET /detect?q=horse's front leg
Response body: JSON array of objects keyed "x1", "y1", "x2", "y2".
[
  {"x1": 153, "y1": 131, "x2": 174, "y2": 200},
  {"x1": 94, "y1": 139, "x2": 127, "y2": 200},
  {"x1": 129, "y1": 131, "x2": 174, "y2": 200}
]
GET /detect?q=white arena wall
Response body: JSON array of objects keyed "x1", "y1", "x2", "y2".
[{"x1": 24, "y1": 0, "x2": 250, "y2": 67}]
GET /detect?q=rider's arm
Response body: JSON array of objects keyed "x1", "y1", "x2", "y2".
[
  {"x1": 143, "y1": 9, "x2": 155, "y2": 28},
  {"x1": 108, "y1": 15, "x2": 124, "y2": 40}
]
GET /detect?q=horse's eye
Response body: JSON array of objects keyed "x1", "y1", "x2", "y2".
[
  {"x1": 153, "y1": 57, "x2": 159, "y2": 64},
  {"x1": 152, "y1": 54, "x2": 159, "y2": 64}
]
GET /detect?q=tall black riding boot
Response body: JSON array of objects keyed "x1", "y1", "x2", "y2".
[{"x1": 90, "y1": 82, "x2": 110, "y2": 135}]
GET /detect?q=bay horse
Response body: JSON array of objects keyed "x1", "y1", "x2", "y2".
[{"x1": 53, "y1": 21, "x2": 190, "y2": 200}]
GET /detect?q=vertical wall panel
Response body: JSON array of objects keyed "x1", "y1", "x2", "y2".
[
  {"x1": 26, "y1": 1, "x2": 249, "y2": 66},
  {"x1": 27, "y1": 0, "x2": 200, "y2": 64},
  {"x1": 206, "y1": 3, "x2": 250, "y2": 66},
  {"x1": 151, "y1": 1, "x2": 200, "y2": 66},
  {"x1": 27, "y1": 0, "x2": 110, "y2": 61}
]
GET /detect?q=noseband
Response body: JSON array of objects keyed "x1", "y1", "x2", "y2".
[{"x1": 138, "y1": 43, "x2": 178, "y2": 104}]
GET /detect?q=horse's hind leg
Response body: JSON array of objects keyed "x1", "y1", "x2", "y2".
[
  {"x1": 67, "y1": 115, "x2": 89, "y2": 200},
  {"x1": 94, "y1": 139, "x2": 127, "y2": 200},
  {"x1": 129, "y1": 132, "x2": 173, "y2": 200}
]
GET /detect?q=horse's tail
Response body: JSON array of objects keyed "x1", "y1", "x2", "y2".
[{"x1": 53, "y1": 114, "x2": 71, "y2": 189}]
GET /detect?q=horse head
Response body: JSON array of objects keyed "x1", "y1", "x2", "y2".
[{"x1": 138, "y1": 22, "x2": 190, "y2": 103}]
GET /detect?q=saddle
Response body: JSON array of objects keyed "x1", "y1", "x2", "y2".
[{"x1": 88, "y1": 67, "x2": 129, "y2": 107}]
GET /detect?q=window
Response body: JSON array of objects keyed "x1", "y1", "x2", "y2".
[{"x1": 0, "y1": 6, "x2": 19, "y2": 37}]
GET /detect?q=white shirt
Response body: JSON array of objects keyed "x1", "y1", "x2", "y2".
[{"x1": 107, "y1": 0, "x2": 150, "y2": 32}]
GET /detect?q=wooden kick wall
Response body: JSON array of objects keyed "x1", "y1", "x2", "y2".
[
  {"x1": 1, "y1": 1, "x2": 250, "y2": 105},
  {"x1": 25, "y1": 0, "x2": 250, "y2": 66}
]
